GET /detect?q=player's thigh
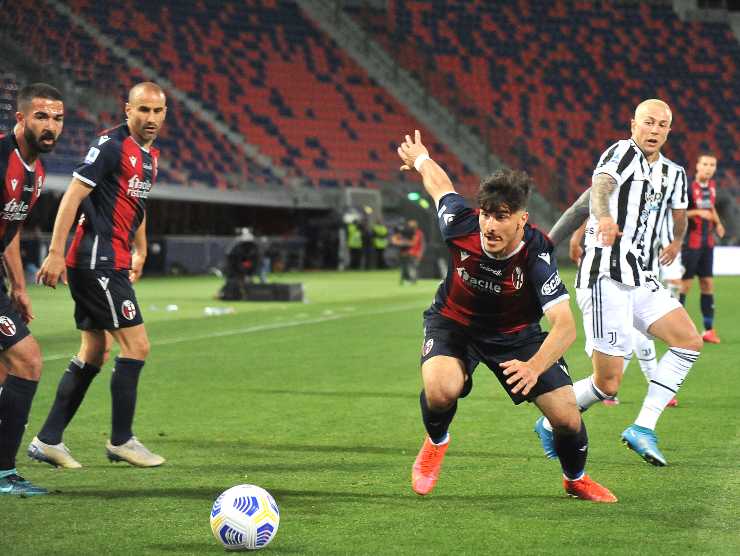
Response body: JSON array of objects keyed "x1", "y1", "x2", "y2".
[
  {"x1": 1, "y1": 335, "x2": 42, "y2": 380},
  {"x1": 681, "y1": 249, "x2": 700, "y2": 280},
  {"x1": 109, "y1": 324, "x2": 150, "y2": 360},
  {"x1": 534, "y1": 385, "x2": 580, "y2": 432},
  {"x1": 697, "y1": 247, "x2": 714, "y2": 279},
  {"x1": 647, "y1": 307, "x2": 702, "y2": 350},
  {"x1": 576, "y1": 276, "x2": 634, "y2": 357},
  {"x1": 0, "y1": 293, "x2": 36, "y2": 377},
  {"x1": 633, "y1": 283, "x2": 692, "y2": 344}
]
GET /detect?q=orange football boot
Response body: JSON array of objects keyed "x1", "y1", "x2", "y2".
[
  {"x1": 411, "y1": 436, "x2": 449, "y2": 495},
  {"x1": 702, "y1": 329, "x2": 721, "y2": 344},
  {"x1": 564, "y1": 475, "x2": 618, "y2": 503}
]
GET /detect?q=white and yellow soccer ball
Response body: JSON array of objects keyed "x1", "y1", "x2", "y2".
[{"x1": 210, "y1": 484, "x2": 280, "y2": 551}]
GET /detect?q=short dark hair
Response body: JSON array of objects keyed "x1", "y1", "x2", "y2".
[
  {"x1": 697, "y1": 152, "x2": 717, "y2": 162},
  {"x1": 477, "y1": 169, "x2": 533, "y2": 213},
  {"x1": 17, "y1": 83, "x2": 63, "y2": 112}
]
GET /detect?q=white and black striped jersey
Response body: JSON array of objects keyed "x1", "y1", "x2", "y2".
[
  {"x1": 576, "y1": 140, "x2": 688, "y2": 288},
  {"x1": 643, "y1": 158, "x2": 687, "y2": 274}
]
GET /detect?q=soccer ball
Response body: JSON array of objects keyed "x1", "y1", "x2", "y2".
[{"x1": 210, "y1": 484, "x2": 280, "y2": 551}]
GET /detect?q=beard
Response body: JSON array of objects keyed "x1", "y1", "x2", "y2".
[{"x1": 25, "y1": 127, "x2": 57, "y2": 154}]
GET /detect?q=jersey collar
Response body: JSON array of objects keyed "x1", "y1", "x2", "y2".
[{"x1": 10, "y1": 130, "x2": 36, "y2": 171}]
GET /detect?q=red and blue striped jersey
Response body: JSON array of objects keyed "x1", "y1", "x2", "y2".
[
  {"x1": 684, "y1": 180, "x2": 717, "y2": 249},
  {"x1": 0, "y1": 133, "x2": 45, "y2": 251},
  {"x1": 66, "y1": 124, "x2": 159, "y2": 270},
  {"x1": 429, "y1": 193, "x2": 569, "y2": 334}
]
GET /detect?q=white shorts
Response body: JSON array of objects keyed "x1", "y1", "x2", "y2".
[
  {"x1": 659, "y1": 252, "x2": 683, "y2": 282},
  {"x1": 577, "y1": 275, "x2": 682, "y2": 357}
]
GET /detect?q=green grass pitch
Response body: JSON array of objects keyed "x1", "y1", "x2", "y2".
[{"x1": 2, "y1": 270, "x2": 739, "y2": 555}]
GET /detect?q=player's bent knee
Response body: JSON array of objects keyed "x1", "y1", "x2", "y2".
[
  {"x1": 424, "y1": 385, "x2": 460, "y2": 411},
  {"x1": 682, "y1": 333, "x2": 703, "y2": 353}
]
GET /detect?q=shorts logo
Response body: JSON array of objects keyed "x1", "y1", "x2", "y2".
[
  {"x1": 422, "y1": 338, "x2": 434, "y2": 356},
  {"x1": 512, "y1": 266, "x2": 524, "y2": 290},
  {"x1": 121, "y1": 300, "x2": 137, "y2": 321},
  {"x1": 608, "y1": 331, "x2": 618, "y2": 346},
  {"x1": 0, "y1": 316, "x2": 16, "y2": 337}
]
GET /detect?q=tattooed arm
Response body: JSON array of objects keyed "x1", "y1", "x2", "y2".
[
  {"x1": 591, "y1": 173, "x2": 620, "y2": 246},
  {"x1": 660, "y1": 208, "x2": 687, "y2": 265},
  {"x1": 549, "y1": 188, "x2": 590, "y2": 246}
]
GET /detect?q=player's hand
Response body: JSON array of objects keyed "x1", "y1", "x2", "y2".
[
  {"x1": 36, "y1": 252, "x2": 67, "y2": 289},
  {"x1": 659, "y1": 241, "x2": 680, "y2": 266},
  {"x1": 568, "y1": 240, "x2": 583, "y2": 264},
  {"x1": 129, "y1": 253, "x2": 146, "y2": 283},
  {"x1": 500, "y1": 359, "x2": 540, "y2": 396},
  {"x1": 10, "y1": 289, "x2": 34, "y2": 324},
  {"x1": 397, "y1": 130, "x2": 429, "y2": 172},
  {"x1": 716, "y1": 222, "x2": 725, "y2": 238},
  {"x1": 596, "y1": 216, "x2": 621, "y2": 247}
]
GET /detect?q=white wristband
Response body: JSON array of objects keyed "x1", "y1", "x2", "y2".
[{"x1": 414, "y1": 154, "x2": 430, "y2": 172}]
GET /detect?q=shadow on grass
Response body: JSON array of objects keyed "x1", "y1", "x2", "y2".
[
  {"x1": 56, "y1": 485, "x2": 552, "y2": 507},
  {"x1": 249, "y1": 388, "x2": 416, "y2": 399},
  {"x1": 155, "y1": 439, "x2": 529, "y2": 460}
]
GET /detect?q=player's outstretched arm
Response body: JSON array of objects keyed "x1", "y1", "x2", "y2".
[
  {"x1": 548, "y1": 188, "x2": 590, "y2": 246},
  {"x1": 36, "y1": 178, "x2": 93, "y2": 288},
  {"x1": 397, "y1": 130, "x2": 455, "y2": 207}
]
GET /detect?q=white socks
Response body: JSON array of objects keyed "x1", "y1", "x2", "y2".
[
  {"x1": 542, "y1": 376, "x2": 611, "y2": 430},
  {"x1": 635, "y1": 347, "x2": 699, "y2": 430},
  {"x1": 574, "y1": 375, "x2": 615, "y2": 411}
]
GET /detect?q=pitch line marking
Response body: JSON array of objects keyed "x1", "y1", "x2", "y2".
[{"x1": 42, "y1": 302, "x2": 423, "y2": 362}]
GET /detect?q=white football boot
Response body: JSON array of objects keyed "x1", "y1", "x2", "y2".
[
  {"x1": 106, "y1": 437, "x2": 165, "y2": 467},
  {"x1": 27, "y1": 436, "x2": 83, "y2": 469}
]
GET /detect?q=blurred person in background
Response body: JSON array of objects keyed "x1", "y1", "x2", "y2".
[
  {"x1": 679, "y1": 154, "x2": 724, "y2": 344},
  {"x1": 393, "y1": 219, "x2": 424, "y2": 284}
]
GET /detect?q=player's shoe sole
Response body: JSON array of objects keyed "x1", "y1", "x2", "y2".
[
  {"x1": 27, "y1": 436, "x2": 82, "y2": 469},
  {"x1": 666, "y1": 397, "x2": 678, "y2": 407},
  {"x1": 0, "y1": 474, "x2": 48, "y2": 496},
  {"x1": 106, "y1": 437, "x2": 165, "y2": 467},
  {"x1": 411, "y1": 435, "x2": 449, "y2": 495},
  {"x1": 533, "y1": 417, "x2": 557, "y2": 459},
  {"x1": 621, "y1": 424, "x2": 667, "y2": 466},
  {"x1": 564, "y1": 475, "x2": 617, "y2": 503}
]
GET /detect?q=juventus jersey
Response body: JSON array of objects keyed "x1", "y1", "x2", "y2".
[{"x1": 576, "y1": 139, "x2": 687, "y2": 288}]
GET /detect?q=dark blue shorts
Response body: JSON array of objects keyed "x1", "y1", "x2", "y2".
[
  {"x1": 682, "y1": 247, "x2": 714, "y2": 279},
  {"x1": 0, "y1": 290, "x2": 31, "y2": 351},
  {"x1": 67, "y1": 268, "x2": 144, "y2": 331},
  {"x1": 420, "y1": 312, "x2": 572, "y2": 405}
]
